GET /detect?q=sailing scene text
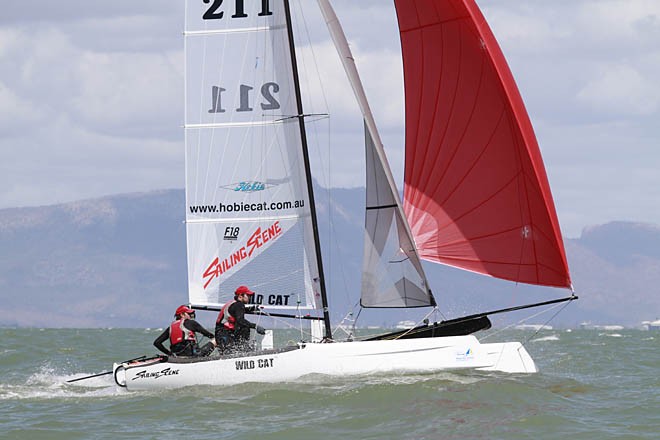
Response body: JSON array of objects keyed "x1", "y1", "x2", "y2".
[{"x1": 203, "y1": 221, "x2": 283, "y2": 288}]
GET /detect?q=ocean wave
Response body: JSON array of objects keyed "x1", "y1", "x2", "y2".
[
  {"x1": 532, "y1": 335, "x2": 560, "y2": 342},
  {"x1": 0, "y1": 366, "x2": 127, "y2": 401}
]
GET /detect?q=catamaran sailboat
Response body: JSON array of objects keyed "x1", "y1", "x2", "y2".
[{"x1": 112, "y1": 0, "x2": 576, "y2": 390}]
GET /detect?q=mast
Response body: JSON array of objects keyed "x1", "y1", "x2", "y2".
[{"x1": 283, "y1": 0, "x2": 332, "y2": 339}]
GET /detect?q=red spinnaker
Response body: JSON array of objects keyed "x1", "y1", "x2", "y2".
[{"x1": 394, "y1": 0, "x2": 571, "y2": 288}]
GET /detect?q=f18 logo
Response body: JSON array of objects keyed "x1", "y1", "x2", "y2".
[{"x1": 224, "y1": 226, "x2": 240, "y2": 241}]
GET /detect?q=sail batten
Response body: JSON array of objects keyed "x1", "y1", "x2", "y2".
[
  {"x1": 366, "y1": 204, "x2": 398, "y2": 210},
  {"x1": 395, "y1": 0, "x2": 571, "y2": 289},
  {"x1": 185, "y1": 120, "x2": 289, "y2": 129}
]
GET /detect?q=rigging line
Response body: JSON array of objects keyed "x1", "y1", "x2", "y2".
[
  {"x1": 480, "y1": 299, "x2": 569, "y2": 342},
  {"x1": 296, "y1": 293, "x2": 304, "y2": 341},
  {"x1": 251, "y1": 311, "x2": 264, "y2": 347},
  {"x1": 285, "y1": 0, "x2": 332, "y2": 339},
  {"x1": 352, "y1": 307, "x2": 363, "y2": 333},
  {"x1": 294, "y1": 0, "x2": 338, "y2": 310},
  {"x1": 333, "y1": 305, "x2": 362, "y2": 339},
  {"x1": 271, "y1": 27, "x2": 314, "y2": 217},
  {"x1": 272, "y1": 113, "x2": 329, "y2": 122},
  {"x1": 520, "y1": 299, "x2": 574, "y2": 349},
  {"x1": 327, "y1": 150, "x2": 355, "y2": 311},
  {"x1": 252, "y1": 268, "x2": 305, "y2": 290},
  {"x1": 300, "y1": 114, "x2": 330, "y2": 124},
  {"x1": 486, "y1": 298, "x2": 570, "y2": 369},
  {"x1": 392, "y1": 307, "x2": 438, "y2": 340},
  {"x1": 434, "y1": 303, "x2": 448, "y2": 322},
  {"x1": 256, "y1": 308, "x2": 316, "y2": 340},
  {"x1": 296, "y1": 0, "x2": 330, "y2": 115}
]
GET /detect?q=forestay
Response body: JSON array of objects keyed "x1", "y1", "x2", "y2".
[
  {"x1": 318, "y1": 0, "x2": 434, "y2": 308},
  {"x1": 184, "y1": 0, "x2": 322, "y2": 311}
]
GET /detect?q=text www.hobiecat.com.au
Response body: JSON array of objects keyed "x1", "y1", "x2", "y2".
[{"x1": 189, "y1": 199, "x2": 305, "y2": 214}]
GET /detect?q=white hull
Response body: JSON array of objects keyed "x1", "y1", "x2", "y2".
[{"x1": 113, "y1": 335, "x2": 537, "y2": 390}]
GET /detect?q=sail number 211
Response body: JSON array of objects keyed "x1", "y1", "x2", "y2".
[
  {"x1": 209, "y1": 83, "x2": 280, "y2": 113},
  {"x1": 202, "y1": 0, "x2": 280, "y2": 113},
  {"x1": 202, "y1": 0, "x2": 273, "y2": 20}
]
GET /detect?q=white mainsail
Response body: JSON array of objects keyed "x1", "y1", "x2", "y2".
[
  {"x1": 184, "y1": 0, "x2": 322, "y2": 312},
  {"x1": 317, "y1": 0, "x2": 433, "y2": 308}
]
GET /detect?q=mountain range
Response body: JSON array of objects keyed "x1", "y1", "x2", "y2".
[{"x1": 1, "y1": 188, "x2": 658, "y2": 329}]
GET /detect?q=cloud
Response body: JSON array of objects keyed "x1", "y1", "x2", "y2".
[
  {"x1": 0, "y1": 20, "x2": 182, "y2": 139},
  {"x1": 0, "y1": 0, "x2": 179, "y2": 24},
  {"x1": 0, "y1": 8, "x2": 184, "y2": 208},
  {"x1": 1, "y1": 0, "x2": 660, "y2": 238},
  {"x1": 577, "y1": 64, "x2": 660, "y2": 116},
  {"x1": 70, "y1": 49, "x2": 182, "y2": 139},
  {"x1": 0, "y1": 80, "x2": 39, "y2": 135}
]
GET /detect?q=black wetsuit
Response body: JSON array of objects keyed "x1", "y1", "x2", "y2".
[
  {"x1": 153, "y1": 319, "x2": 215, "y2": 357},
  {"x1": 215, "y1": 301, "x2": 256, "y2": 353}
]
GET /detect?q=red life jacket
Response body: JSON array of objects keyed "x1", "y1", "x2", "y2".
[
  {"x1": 169, "y1": 318, "x2": 196, "y2": 345},
  {"x1": 216, "y1": 300, "x2": 237, "y2": 331}
]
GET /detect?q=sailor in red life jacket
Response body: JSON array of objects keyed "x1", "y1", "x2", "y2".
[
  {"x1": 153, "y1": 305, "x2": 217, "y2": 357},
  {"x1": 215, "y1": 285, "x2": 266, "y2": 354}
]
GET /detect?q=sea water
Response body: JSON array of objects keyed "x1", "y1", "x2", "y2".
[{"x1": 0, "y1": 328, "x2": 658, "y2": 440}]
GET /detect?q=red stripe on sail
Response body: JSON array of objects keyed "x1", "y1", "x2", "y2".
[{"x1": 394, "y1": 0, "x2": 571, "y2": 288}]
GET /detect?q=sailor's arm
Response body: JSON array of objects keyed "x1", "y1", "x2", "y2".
[{"x1": 153, "y1": 328, "x2": 172, "y2": 355}]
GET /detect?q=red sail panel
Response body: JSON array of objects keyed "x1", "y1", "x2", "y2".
[{"x1": 394, "y1": 0, "x2": 571, "y2": 288}]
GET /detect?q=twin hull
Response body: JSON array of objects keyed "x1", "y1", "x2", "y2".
[{"x1": 114, "y1": 335, "x2": 537, "y2": 390}]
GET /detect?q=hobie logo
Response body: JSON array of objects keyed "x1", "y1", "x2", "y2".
[
  {"x1": 235, "y1": 181, "x2": 265, "y2": 192},
  {"x1": 220, "y1": 181, "x2": 272, "y2": 192}
]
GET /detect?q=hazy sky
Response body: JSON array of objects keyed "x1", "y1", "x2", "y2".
[{"x1": 1, "y1": 0, "x2": 659, "y2": 238}]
